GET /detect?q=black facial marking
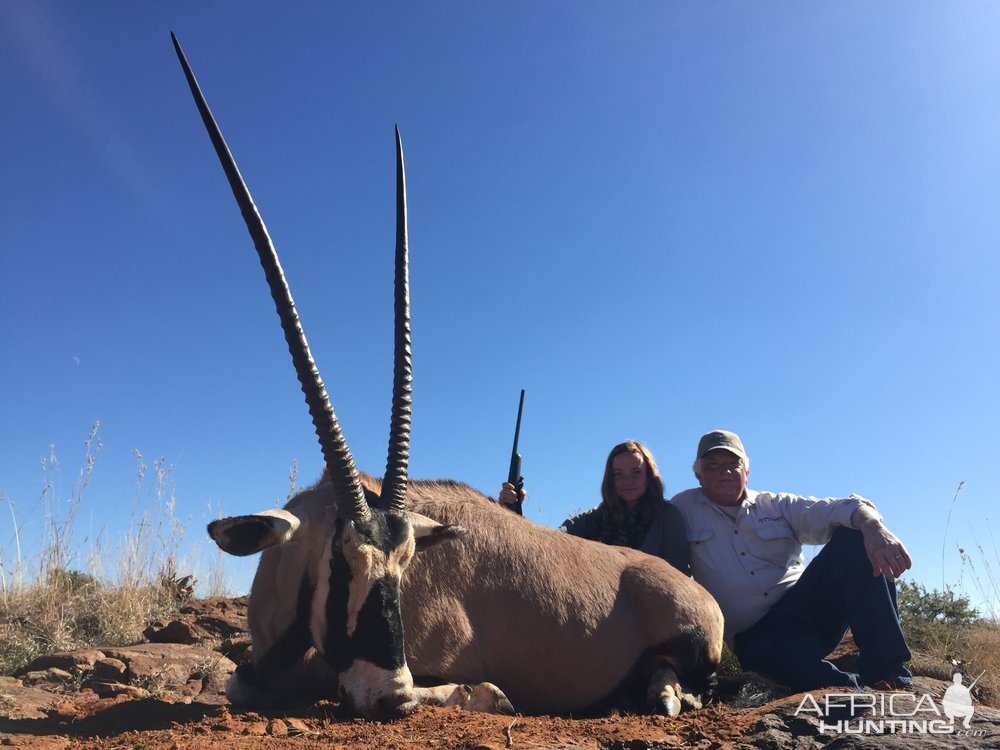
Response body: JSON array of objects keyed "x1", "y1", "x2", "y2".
[
  {"x1": 323, "y1": 518, "x2": 353, "y2": 672},
  {"x1": 255, "y1": 575, "x2": 315, "y2": 684},
  {"x1": 321, "y1": 511, "x2": 412, "y2": 672},
  {"x1": 384, "y1": 511, "x2": 413, "y2": 550},
  {"x1": 352, "y1": 574, "x2": 406, "y2": 670}
]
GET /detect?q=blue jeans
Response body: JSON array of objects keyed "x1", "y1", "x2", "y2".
[{"x1": 733, "y1": 527, "x2": 912, "y2": 691}]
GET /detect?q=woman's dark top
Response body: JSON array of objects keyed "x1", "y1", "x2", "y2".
[{"x1": 560, "y1": 501, "x2": 690, "y2": 575}]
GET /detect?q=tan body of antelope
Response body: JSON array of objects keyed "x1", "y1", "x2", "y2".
[
  {"x1": 172, "y1": 34, "x2": 723, "y2": 718},
  {"x1": 235, "y1": 473, "x2": 724, "y2": 716}
]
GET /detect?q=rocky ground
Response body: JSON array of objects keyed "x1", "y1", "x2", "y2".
[{"x1": 2, "y1": 597, "x2": 997, "y2": 749}]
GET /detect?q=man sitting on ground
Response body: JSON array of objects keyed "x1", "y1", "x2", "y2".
[{"x1": 670, "y1": 429, "x2": 913, "y2": 691}]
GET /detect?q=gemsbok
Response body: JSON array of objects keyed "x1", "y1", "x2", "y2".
[{"x1": 172, "y1": 34, "x2": 725, "y2": 719}]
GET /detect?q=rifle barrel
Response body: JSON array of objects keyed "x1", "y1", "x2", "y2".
[{"x1": 511, "y1": 389, "x2": 525, "y2": 451}]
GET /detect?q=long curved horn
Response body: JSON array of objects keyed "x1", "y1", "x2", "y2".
[
  {"x1": 171, "y1": 33, "x2": 370, "y2": 524},
  {"x1": 380, "y1": 127, "x2": 412, "y2": 513}
]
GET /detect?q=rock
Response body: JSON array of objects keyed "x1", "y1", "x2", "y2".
[
  {"x1": 18, "y1": 650, "x2": 104, "y2": 675},
  {"x1": 286, "y1": 717, "x2": 311, "y2": 736},
  {"x1": 242, "y1": 720, "x2": 268, "y2": 736},
  {"x1": 180, "y1": 597, "x2": 249, "y2": 641},
  {"x1": 127, "y1": 596, "x2": 251, "y2": 649},
  {"x1": 219, "y1": 636, "x2": 252, "y2": 664},
  {"x1": 86, "y1": 681, "x2": 150, "y2": 700},
  {"x1": 89, "y1": 657, "x2": 127, "y2": 683},
  {"x1": 179, "y1": 677, "x2": 204, "y2": 697},
  {"x1": 198, "y1": 667, "x2": 230, "y2": 700},
  {"x1": 194, "y1": 613, "x2": 247, "y2": 640},
  {"x1": 0, "y1": 676, "x2": 63, "y2": 720},
  {"x1": 20, "y1": 668, "x2": 74, "y2": 689},
  {"x1": 210, "y1": 705, "x2": 236, "y2": 732},
  {"x1": 144, "y1": 619, "x2": 198, "y2": 645},
  {"x1": 99, "y1": 643, "x2": 235, "y2": 695}
]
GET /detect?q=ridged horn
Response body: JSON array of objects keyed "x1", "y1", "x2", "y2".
[
  {"x1": 380, "y1": 127, "x2": 412, "y2": 513},
  {"x1": 171, "y1": 33, "x2": 371, "y2": 524}
]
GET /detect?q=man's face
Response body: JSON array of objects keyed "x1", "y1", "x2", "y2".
[{"x1": 697, "y1": 448, "x2": 748, "y2": 507}]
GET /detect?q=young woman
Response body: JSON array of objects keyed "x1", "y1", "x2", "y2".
[{"x1": 499, "y1": 440, "x2": 689, "y2": 574}]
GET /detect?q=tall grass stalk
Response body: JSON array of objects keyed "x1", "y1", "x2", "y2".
[
  {"x1": 0, "y1": 492, "x2": 23, "y2": 596},
  {"x1": 942, "y1": 480, "x2": 965, "y2": 593},
  {"x1": 958, "y1": 520, "x2": 1000, "y2": 623},
  {"x1": 287, "y1": 458, "x2": 299, "y2": 502},
  {"x1": 42, "y1": 422, "x2": 102, "y2": 580},
  {"x1": 117, "y1": 450, "x2": 184, "y2": 589}
]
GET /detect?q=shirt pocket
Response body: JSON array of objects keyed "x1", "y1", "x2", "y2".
[
  {"x1": 688, "y1": 528, "x2": 715, "y2": 544},
  {"x1": 750, "y1": 519, "x2": 799, "y2": 566}
]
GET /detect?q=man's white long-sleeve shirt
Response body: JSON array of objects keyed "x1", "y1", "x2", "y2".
[{"x1": 669, "y1": 488, "x2": 876, "y2": 644}]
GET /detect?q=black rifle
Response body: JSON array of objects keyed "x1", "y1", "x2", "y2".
[{"x1": 507, "y1": 389, "x2": 526, "y2": 515}]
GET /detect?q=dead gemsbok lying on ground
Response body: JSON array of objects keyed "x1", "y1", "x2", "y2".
[{"x1": 172, "y1": 34, "x2": 724, "y2": 719}]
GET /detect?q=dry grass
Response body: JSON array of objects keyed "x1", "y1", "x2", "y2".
[
  {"x1": 966, "y1": 624, "x2": 1000, "y2": 703},
  {"x1": 192, "y1": 650, "x2": 231, "y2": 681},
  {"x1": 901, "y1": 615, "x2": 1000, "y2": 705},
  {"x1": 0, "y1": 423, "x2": 207, "y2": 676},
  {"x1": 899, "y1": 478, "x2": 1000, "y2": 707},
  {"x1": 913, "y1": 630, "x2": 998, "y2": 709},
  {"x1": 0, "y1": 565, "x2": 181, "y2": 676}
]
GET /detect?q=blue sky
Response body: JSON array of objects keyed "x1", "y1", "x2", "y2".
[{"x1": 2, "y1": 2, "x2": 999, "y2": 609}]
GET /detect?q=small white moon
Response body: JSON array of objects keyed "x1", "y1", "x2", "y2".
[{"x1": 73, "y1": 357, "x2": 80, "y2": 366}]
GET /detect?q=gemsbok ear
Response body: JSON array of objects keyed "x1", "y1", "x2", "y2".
[
  {"x1": 407, "y1": 511, "x2": 467, "y2": 551},
  {"x1": 207, "y1": 509, "x2": 302, "y2": 556}
]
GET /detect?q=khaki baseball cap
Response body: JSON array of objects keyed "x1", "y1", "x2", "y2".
[{"x1": 696, "y1": 430, "x2": 748, "y2": 463}]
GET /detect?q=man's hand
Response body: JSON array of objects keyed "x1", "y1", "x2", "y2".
[
  {"x1": 852, "y1": 503, "x2": 911, "y2": 580},
  {"x1": 499, "y1": 482, "x2": 526, "y2": 509}
]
